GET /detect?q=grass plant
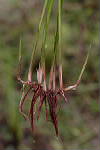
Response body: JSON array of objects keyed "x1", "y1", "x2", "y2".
[{"x1": 18, "y1": 0, "x2": 89, "y2": 137}]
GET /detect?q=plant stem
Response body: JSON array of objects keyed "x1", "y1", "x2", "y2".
[
  {"x1": 58, "y1": 0, "x2": 62, "y2": 63},
  {"x1": 28, "y1": 0, "x2": 49, "y2": 81},
  {"x1": 58, "y1": 0, "x2": 63, "y2": 88}
]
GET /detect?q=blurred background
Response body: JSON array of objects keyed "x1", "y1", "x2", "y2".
[{"x1": 0, "y1": 0, "x2": 99, "y2": 149}]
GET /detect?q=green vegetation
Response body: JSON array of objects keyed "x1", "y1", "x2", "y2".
[{"x1": 0, "y1": 0, "x2": 99, "y2": 149}]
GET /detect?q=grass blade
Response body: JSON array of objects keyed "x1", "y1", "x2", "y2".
[
  {"x1": 28, "y1": 0, "x2": 52, "y2": 81},
  {"x1": 78, "y1": 50, "x2": 89, "y2": 82}
]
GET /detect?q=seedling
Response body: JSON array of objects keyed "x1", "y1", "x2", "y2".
[{"x1": 17, "y1": 0, "x2": 89, "y2": 136}]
